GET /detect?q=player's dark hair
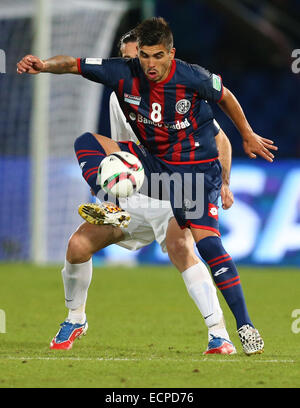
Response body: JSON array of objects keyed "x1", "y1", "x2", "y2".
[
  {"x1": 117, "y1": 29, "x2": 137, "y2": 56},
  {"x1": 135, "y1": 17, "x2": 173, "y2": 51}
]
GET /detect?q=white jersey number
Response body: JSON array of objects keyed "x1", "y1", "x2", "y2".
[{"x1": 150, "y1": 102, "x2": 162, "y2": 123}]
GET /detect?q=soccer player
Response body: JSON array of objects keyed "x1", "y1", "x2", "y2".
[
  {"x1": 17, "y1": 17, "x2": 277, "y2": 354},
  {"x1": 17, "y1": 31, "x2": 235, "y2": 356},
  {"x1": 18, "y1": 31, "x2": 236, "y2": 355}
]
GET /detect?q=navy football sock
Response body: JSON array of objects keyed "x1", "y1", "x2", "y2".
[
  {"x1": 74, "y1": 132, "x2": 107, "y2": 195},
  {"x1": 196, "y1": 236, "x2": 253, "y2": 329}
]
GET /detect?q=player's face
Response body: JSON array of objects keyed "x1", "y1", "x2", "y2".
[
  {"x1": 138, "y1": 43, "x2": 175, "y2": 83},
  {"x1": 120, "y1": 41, "x2": 138, "y2": 59}
]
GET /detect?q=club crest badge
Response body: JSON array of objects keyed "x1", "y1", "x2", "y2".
[{"x1": 175, "y1": 99, "x2": 191, "y2": 115}]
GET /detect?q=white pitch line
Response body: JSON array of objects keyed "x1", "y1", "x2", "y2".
[{"x1": 0, "y1": 356, "x2": 296, "y2": 363}]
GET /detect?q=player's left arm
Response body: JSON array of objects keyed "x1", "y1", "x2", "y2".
[
  {"x1": 218, "y1": 87, "x2": 278, "y2": 162},
  {"x1": 215, "y1": 129, "x2": 234, "y2": 210}
]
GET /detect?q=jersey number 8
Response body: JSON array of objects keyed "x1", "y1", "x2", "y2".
[{"x1": 150, "y1": 103, "x2": 162, "y2": 123}]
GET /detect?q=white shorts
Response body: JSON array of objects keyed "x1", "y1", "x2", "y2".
[{"x1": 117, "y1": 193, "x2": 174, "y2": 252}]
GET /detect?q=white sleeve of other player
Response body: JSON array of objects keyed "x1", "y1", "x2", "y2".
[{"x1": 109, "y1": 92, "x2": 139, "y2": 144}]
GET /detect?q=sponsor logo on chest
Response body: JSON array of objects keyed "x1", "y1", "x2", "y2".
[{"x1": 137, "y1": 113, "x2": 190, "y2": 130}]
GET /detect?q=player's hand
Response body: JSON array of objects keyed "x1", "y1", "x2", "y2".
[
  {"x1": 221, "y1": 184, "x2": 234, "y2": 210},
  {"x1": 16, "y1": 55, "x2": 44, "y2": 75},
  {"x1": 242, "y1": 132, "x2": 278, "y2": 162}
]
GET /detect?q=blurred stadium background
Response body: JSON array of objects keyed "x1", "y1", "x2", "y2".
[{"x1": 0, "y1": 0, "x2": 299, "y2": 266}]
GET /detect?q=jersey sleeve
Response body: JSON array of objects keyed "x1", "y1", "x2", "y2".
[
  {"x1": 191, "y1": 64, "x2": 224, "y2": 103},
  {"x1": 77, "y1": 57, "x2": 127, "y2": 89}
]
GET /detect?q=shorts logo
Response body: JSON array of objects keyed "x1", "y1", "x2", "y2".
[
  {"x1": 208, "y1": 203, "x2": 218, "y2": 220},
  {"x1": 175, "y1": 99, "x2": 191, "y2": 114}
]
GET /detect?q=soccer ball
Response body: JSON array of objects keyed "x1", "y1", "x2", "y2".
[{"x1": 98, "y1": 151, "x2": 145, "y2": 198}]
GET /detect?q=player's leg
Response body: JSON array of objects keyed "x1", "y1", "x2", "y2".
[
  {"x1": 74, "y1": 131, "x2": 131, "y2": 226},
  {"x1": 51, "y1": 131, "x2": 125, "y2": 350},
  {"x1": 192, "y1": 228, "x2": 265, "y2": 355},
  {"x1": 64, "y1": 221, "x2": 124, "y2": 317},
  {"x1": 165, "y1": 217, "x2": 199, "y2": 271},
  {"x1": 65, "y1": 132, "x2": 145, "y2": 325},
  {"x1": 190, "y1": 223, "x2": 264, "y2": 355},
  {"x1": 65, "y1": 130, "x2": 128, "y2": 324},
  {"x1": 167, "y1": 158, "x2": 264, "y2": 355},
  {"x1": 50, "y1": 221, "x2": 125, "y2": 350},
  {"x1": 165, "y1": 218, "x2": 236, "y2": 354},
  {"x1": 122, "y1": 151, "x2": 235, "y2": 353},
  {"x1": 74, "y1": 131, "x2": 121, "y2": 196},
  {"x1": 191, "y1": 227, "x2": 252, "y2": 327}
]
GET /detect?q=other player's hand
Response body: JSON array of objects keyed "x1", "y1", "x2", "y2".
[
  {"x1": 242, "y1": 132, "x2": 278, "y2": 162},
  {"x1": 16, "y1": 55, "x2": 44, "y2": 75},
  {"x1": 221, "y1": 184, "x2": 234, "y2": 210}
]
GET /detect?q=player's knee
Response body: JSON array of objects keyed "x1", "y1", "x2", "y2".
[
  {"x1": 196, "y1": 235, "x2": 223, "y2": 253},
  {"x1": 66, "y1": 232, "x2": 92, "y2": 264},
  {"x1": 166, "y1": 236, "x2": 191, "y2": 261},
  {"x1": 74, "y1": 132, "x2": 95, "y2": 153}
]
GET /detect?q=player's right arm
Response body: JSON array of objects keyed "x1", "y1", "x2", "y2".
[
  {"x1": 17, "y1": 55, "x2": 127, "y2": 92},
  {"x1": 17, "y1": 55, "x2": 79, "y2": 75},
  {"x1": 191, "y1": 64, "x2": 278, "y2": 162},
  {"x1": 218, "y1": 87, "x2": 278, "y2": 162}
]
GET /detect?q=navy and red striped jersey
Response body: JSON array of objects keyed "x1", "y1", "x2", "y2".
[{"x1": 77, "y1": 57, "x2": 224, "y2": 164}]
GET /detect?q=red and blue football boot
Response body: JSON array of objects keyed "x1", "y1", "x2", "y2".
[
  {"x1": 203, "y1": 335, "x2": 236, "y2": 355},
  {"x1": 50, "y1": 320, "x2": 88, "y2": 350}
]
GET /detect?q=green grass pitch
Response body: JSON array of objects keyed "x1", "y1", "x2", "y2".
[{"x1": 0, "y1": 263, "x2": 299, "y2": 388}]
